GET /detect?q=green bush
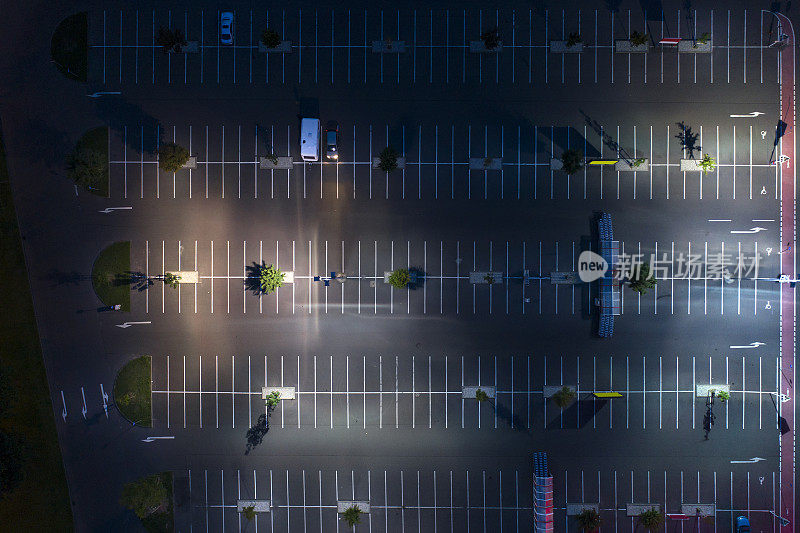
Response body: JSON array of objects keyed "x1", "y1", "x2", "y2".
[
  {"x1": 566, "y1": 32, "x2": 582, "y2": 47},
  {"x1": 717, "y1": 390, "x2": 730, "y2": 402},
  {"x1": 156, "y1": 27, "x2": 187, "y2": 53},
  {"x1": 261, "y1": 28, "x2": 281, "y2": 48},
  {"x1": 697, "y1": 32, "x2": 711, "y2": 44},
  {"x1": 259, "y1": 264, "x2": 285, "y2": 294},
  {"x1": 628, "y1": 263, "x2": 657, "y2": 295},
  {"x1": 163, "y1": 273, "x2": 180, "y2": 288},
  {"x1": 120, "y1": 474, "x2": 168, "y2": 520},
  {"x1": 576, "y1": 508, "x2": 601, "y2": 531},
  {"x1": 158, "y1": 142, "x2": 190, "y2": 173},
  {"x1": 242, "y1": 505, "x2": 256, "y2": 521},
  {"x1": 638, "y1": 508, "x2": 664, "y2": 531},
  {"x1": 629, "y1": 31, "x2": 648, "y2": 47},
  {"x1": 388, "y1": 268, "x2": 411, "y2": 289},
  {"x1": 67, "y1": 126, "x2": 109, "y2": 196},
  {"x1": 342, "y1": 506, "x2": 362, "y2": 527},
  {"x1": 560, "y1": 149, "x2": 584, "y2": 175},
  {"x1": 698, "y1": 153, "x2": 716, "y2": 174},
  {"x1": 475, "y1": 389, "x2": 490, "y2": 402},
  {"x1": 552, "y1": 386, "x2": 576, "y2": 408},
  {"x1": 481, "y1": 27, "x2": 501, "y2": 50},
  {"x1": 265, "y1": 391, "x2": 280, "y2": 409},
  {"x1": 378, "y1": 146, "x2": 399, "y2": 173}
]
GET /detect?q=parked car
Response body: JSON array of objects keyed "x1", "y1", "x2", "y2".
[
  {"x1": 325, "y1": 121, "x2": 339, "y2": 160},
  {"x1": 735, "y1": 516, "x2": 750, "y2": 532},
  {"x1": 220, "y1": 12, "x2": 234, "y2": 45}
]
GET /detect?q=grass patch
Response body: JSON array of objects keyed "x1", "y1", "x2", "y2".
[
  {"x1": 51, "y1": 12, "x2": 88, "y2": 81},
  {"x1": 113, "y1": 356, "x2": 152, "y2": 427},
  {"x1": 0, "y1": 125, "x2": 74, "y2": 528},
  {"x1": 91, "y1": 241, "x2": 130, "y2": 311},
  {"x1": 69, "y1": 126, "x2": 109, "y2": 196}
]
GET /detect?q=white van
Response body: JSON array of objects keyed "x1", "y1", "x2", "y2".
[{"x1": 300, "y1": 118, "x2": 320, "y2": 162}]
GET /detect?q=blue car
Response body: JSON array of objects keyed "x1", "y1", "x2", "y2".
[{"x1": 735, "y1": 516, "x2": 750, "y2": 532}]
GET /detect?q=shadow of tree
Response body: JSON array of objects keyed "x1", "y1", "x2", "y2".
[
  {"x1": 40, "y1": 269, "x2": 91, "y2": 286},
  {"x1": 244, "y1": 262, "x2": 265, "y2": 295},
  {"x1": 546, "y1": 397, "x2": 608, "y2": 429},
  {"x1": 675, "y1": 121, "x2": 701, "y2": 158},
  {"x1": 92, "y1": 96, "x2": 163, "y2": 154}
]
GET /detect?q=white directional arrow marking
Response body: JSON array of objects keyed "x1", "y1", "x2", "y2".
[
  {"x1": 80, "y1": 387, "x2": 87, "y2": 419},
  {"x1": 99, "y1": 206, "x2": 132, "y2": 214},
  {"x1": 116, "y1": 321, "x2": 152, "y2": 328},
  {"x1": 87, "y1": 91, "x2": 121, "y2": 98},
  {"x1": 100, "y1": 384, "x2": 109, "y2": 418},
  {"x1": 730, "y1": 457, "x2": 765, "y2": 464},
  {"x1": 730, "y1": 227, "x2": 768, "y2": 234},
  {"x1": 142, "y1": 436, "x2": 175, "y2": 443},
  {"x1": 729, "y1": 111, "x2": 765, "y2": 118},
  {"x1": 730, "y1": 342, "x2": 766, "y2": 349},
  {"x1": 60, "y1": 390, "x2": 67, "y2": 422}
]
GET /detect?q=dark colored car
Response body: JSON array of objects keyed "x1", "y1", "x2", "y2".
[
  {"x1": 735, "y1": 516, "x2": 750, "y2": 532},
  {"x1": 325, "y1": 121, "x2": 339, "y2": 160}
]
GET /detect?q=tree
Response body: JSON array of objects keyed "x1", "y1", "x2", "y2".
[
  {"x1": 576, "y1": 508, "x2": 602, "y2": 532},
  {"x1": 484, "y1": 273, "x2": 496, "y2": 285},
  {"x1": 638, "y1": 508, "x2": 664, "y2": 531},
  {"x1": 481, "y1": 27, "x2": 501, "y2": 50},
  {"x1": 628, "y1": 263, "x2": 657, "y2": 295},
  {"x1": 629, "y1": 31, "x2": 648, "y2": 47},
  {"x1": 697, "y1": 32, "x2": 711, "y2": 45},
  {"x1": 560, "y1": 149, "x2": 584, "y2": 175},
  {"x1": 378, "y1": 146, "x2": 399, "y2": 173},
  {"x1": 66, "y1": 146, "x2": 107, "y2": 188},
  {"x1": 261, "y1": 28, "x2": 281, "y2": 48},
  {"x1": 566, "y1": 32, "x2": 582, "y2": 47},
  {"x1": 342, "y1": 505, "x2": 362, "y2": 527},
  {"x1": 388, "y1": 268, "x2": 411, "y2": 289},
  {"x1": 159, "y1": 142, "x2": 190, "y2": 173},
  {"x1": 475, "y1": 389, "x2": 490, "y2": 402},
  {"x1": 259, "y1": 264, "x2": 285, "y2": 294},
  {"x1": 242, "y1": 505, "x2": 256, "y2": 521},
  {"x1": 552, "y1": 386, "x2": 576, "y2": 408},
  {"x1": 716, "y1": 390, "x2": 730, "y2": 402},
  {"x1": 156, "y1": 27, "x2": 187, "y2": 53},
  {"x1": 120, "y1": 474, "x2": 168, "y2": 519},
  {"x1": 698, "y1": 153, "x2": 716, "y2": 174}
]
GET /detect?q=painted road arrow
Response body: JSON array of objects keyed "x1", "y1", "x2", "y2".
[
  {"x1": 729, "y1": 111, "x2": 765, "y2": 118},
  {"x1": 142, "y1": 436, "x2": 175, "y2": 443},
  {"x1": 87, "y1": 91, "x2": 121, "y2": 98},
  {"x1": 116, "y1": 321, "x2": 152, "y2": 328},
  {"x1": 80, "y1": 387, "x2": 87, "y2": 419},
  {"x1": 101, "y1": 384, "x2": 108, "y2": 418},
  {"x1": 730, "y1": 457, "x2": 765, "y2": 464},
  {"x1": 730, "y1": 342, "x2": 766, "y2": 349},
  {"x1": 99, "y1": 206, "x2": 132, "y2": 214},
  {"x1": 60, "y1": 390, "x2": 67, "y2": 422},
  {"x1": 730, "y1": 227, "x2": 768, "y2": 234}
]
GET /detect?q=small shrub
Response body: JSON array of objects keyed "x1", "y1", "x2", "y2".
[
  {"x1": 560, "y1": 149, "x2": 584, "y2": 175},
  {"x1": 484, "y1": 273, "x2": 496, "y2": 285},
  {"x1": 631, "y1": 157, "x2": 646, "y2": 168},
  {"x1": 342, "y1": 506, "x2": 362, "y2": 527},
  {"x1": 159, "y1": 142, "x2": 190, "y2": 173},
  {"x1": 638, "y1": 508, "x2": 664, "y2": 531},
  {"x1": 566, "y1": 32, "x2": 582, "y2": 47},
  {"x1": 481, "y1": 27, "x2": 501, "y2": 50},
  {"x1": 156, "y1": 27, "x2": 187, "y2": 53},
  {"x1": 629, "y1": 31, "x2": 648, "y2": 47},
  {"x1": 629, "y1": 262, "x2": 657, "y2": 295},
  {"x1": 697, "y1": 32, "x2": 711, "y2": 44},
  {"x1": 67, "y1": 146, "x2": 107, "y2": 188},
  {"x1": 259, "y1": 264, "x2": 285, "y2": 294},
  {"x1": 388, "y1": 268, "x2": 411, "y2": 289},
  {"x1": 576, "y1": 508, "x2": 602, "y2": 531},
  {"x1": 483, "y1": 157, "x2": 492, "y2": 168},
  {"x1": 264, "y1": 152, "x2": 279, "y2": 165},
  {"x1": 163, "y1": 273, "x2": 180, "y2": 288},
  {"x1": 242, "y1": 505, "x2": 256, "y2": 521},
  {"x1": 378, "y1": 146, "x2": 399, "y2": 173},
  {"x1": 475, "y1": 389, "x2": 490, "y2": 402},
  {"x1": 265, "y1": 391, "x2": 280, "y2": 409},
  {"x1": 717, "y1": 390, "x2": 730, "y2": 402},
  {"x1": 698, "y1": 153, "x2": 716, "y2": 174},
  {"x1": 552, "y1": 386, "x2": 576, "y2": 408},
  {"x1": 261, "y1": 28, "x2": 281, "y2": 48}
]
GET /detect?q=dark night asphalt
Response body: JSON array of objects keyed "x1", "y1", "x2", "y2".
[{"x1": 0, "y1": 1, "x2": 795, "y2": 531}]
